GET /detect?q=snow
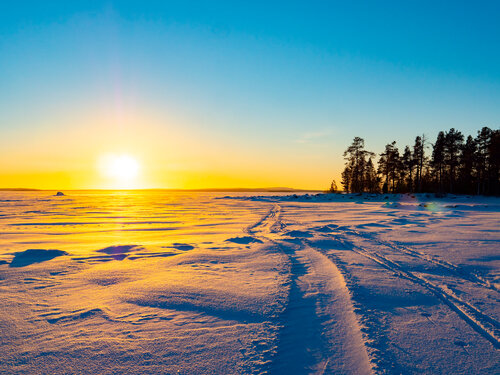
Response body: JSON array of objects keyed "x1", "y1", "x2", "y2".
[{"x1": 0, "y1": 191, "x2": 499, "y2": 374}]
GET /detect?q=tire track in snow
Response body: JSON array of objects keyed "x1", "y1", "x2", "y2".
[
  {"x1": 248, "y1": 204, "x2": 373, "y2": 374},
  {"x1": 337, "y1": 231, "x2": 500, "y2": 350}
]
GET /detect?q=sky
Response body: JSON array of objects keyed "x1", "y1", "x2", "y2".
[{"x1": 1, "y1": 1, "x2": 499, "y2": 189}]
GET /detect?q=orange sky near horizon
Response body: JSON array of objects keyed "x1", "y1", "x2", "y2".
[{"x1": 0, "y1": 110, "x2": 341, "y2": 190}]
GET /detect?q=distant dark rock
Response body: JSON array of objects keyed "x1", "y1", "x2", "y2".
[
  {"x1": 55, "y1": 191, "x2": 65, "y2": 196},
  {"x1": 10, "y1": 249, "x2": 67, "y2": 267}
]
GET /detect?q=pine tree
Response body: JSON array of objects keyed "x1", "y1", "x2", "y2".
[
  {"x1": 444, "y1": 128, "x2": 464, "y2": 193},
  {"x1": 431, "y1": 131, "x2": 446, "y2": 193},
  {"x1": 377, "y1": 152, "x2": 389, "y2": 193},
  {"x1": 365, "y1": 157, "x2": 379, "y2": 193},
  {"x1": 328, "y1": 180, "x2": 338, "y2": 193},
  {"x1": 487, "y1": 129, "x2": 500, "y2": 195},
  {"x1": 401, "y1": 146, "x2": 415, "y2": 192},
  {"x1": 341, "y1": 165, "x2": 352, "y2": 192},
  {"x1": 341, "y1": 137, "x2": 375, "y2": 193},
  {"x1": 459, "y1": 135, "x2": 477, "y2": 194},
  {"x1": 413, "y1": 135, "x2": 426, "y2": 192},
  {"x1": 475, "y1": 127, "x2": 492, "y2": 195},
  {"x1": 378, "y1": 141, "x2": 400, "y2": 193}
]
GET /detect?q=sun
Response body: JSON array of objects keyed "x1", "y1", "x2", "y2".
[{"x1": 98, "y1": 154, "x2": 140, "y2": 187}]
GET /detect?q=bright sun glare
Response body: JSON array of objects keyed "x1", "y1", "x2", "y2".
[{"x1": 99, "y1": 154, "x2": 140, "y2": 186}]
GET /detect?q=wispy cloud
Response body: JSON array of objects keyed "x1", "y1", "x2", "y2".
[{"x1": 294, "y1": 129, "x2": 334, "y2": 144}]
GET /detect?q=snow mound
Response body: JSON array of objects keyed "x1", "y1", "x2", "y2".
[
  {"x1": 10, "y1": 249, "x2": 67, "y2": 267},
  {"x1": 170, "y1": 243, "x2": 195, "y2": 251},
  {"x1": 285, "y1": 230, "x2": 313, "y2": 238},
  {"x1": 97, "y1": 245, "x2": 141, "y2": 254},
  {"x1": 225, "y1": 236, "x2": 263, "y2": 244},
  {"x1": 95, "y1": 245, "x2": 143, "y2": 260}
]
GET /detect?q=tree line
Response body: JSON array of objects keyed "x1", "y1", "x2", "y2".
[{"x1": 339, "y1": 127, "x2": 500, "y2": 195}]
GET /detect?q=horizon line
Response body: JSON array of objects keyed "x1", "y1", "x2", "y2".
[{"x1": 0, "y1": 187, "x2": 323, "y2": 193}]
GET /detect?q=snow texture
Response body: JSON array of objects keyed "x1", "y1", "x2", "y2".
[{"x1": 0, "y1": 191, "x2": 499, "y2": 374}]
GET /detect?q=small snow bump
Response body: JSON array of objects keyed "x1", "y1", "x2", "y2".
[{"x1": 225, "y1": 236, "x2": 263, "y2": 244}]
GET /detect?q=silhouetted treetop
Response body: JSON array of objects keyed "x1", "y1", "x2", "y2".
[{"x1": 339, "y1": 127, "x2": 499, "y2": 195}]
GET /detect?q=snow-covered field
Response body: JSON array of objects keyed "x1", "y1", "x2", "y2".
[{"x1": 0, "y1": 191, "x2": 499, "y2": 374}]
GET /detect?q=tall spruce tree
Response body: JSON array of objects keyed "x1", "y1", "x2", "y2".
[
  {"x1": 365, "y1": 157, "x2": 379, "y2": 193},
  {"x1": 444, "y1": 128, "x2": 464, "y2": 193},
  {"x1": 341, "y1": 137, "x2": 375, "y2": 193},
  {"x1": 378, "y1": 141, "x2": 400, "y2": 193},
  {"x1": 487, "y1": 129, "x2": 500, "y2": 195},
  {"x1": 431, "y1": 131, "x2": 446, "y2": 193},
  {"x1": 402, "y1": 146, "x2": 415, "y2": 192},
  {"x1": 459, "y1": 135, "x2": 477, "y2": 194},
  {"x1": 475, "y1": 127, "x2": 492, "y2": 194},
  {"x1": 413, "y1": 135, "x2": 426, "y2": 192}
]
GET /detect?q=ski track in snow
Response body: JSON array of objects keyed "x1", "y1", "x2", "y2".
[
  {"x1": 331, "y1": 231, "x2": 500, "y2": 350},
  {"x1": 344, "y1": 228, "x2": 499, "y2": 294},
  {"x1": 248, "y1": 204, "x2": 373, "y2": 374}
]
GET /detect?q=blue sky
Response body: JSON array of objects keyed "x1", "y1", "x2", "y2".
[{"x1": 1, "y1": 1, "x2": 499, "y2": 188}]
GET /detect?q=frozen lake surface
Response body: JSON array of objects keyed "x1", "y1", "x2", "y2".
[{"x1": 0, "y1": 191, "x2": 499, "y2": 374}]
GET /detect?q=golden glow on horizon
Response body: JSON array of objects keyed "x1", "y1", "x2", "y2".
[
  {"x1": 0, "y1": 109, "x2": 340, "y2": 190},
  {"x1": 98, "y1": 154, "x2": 140, "y2": 189}
]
